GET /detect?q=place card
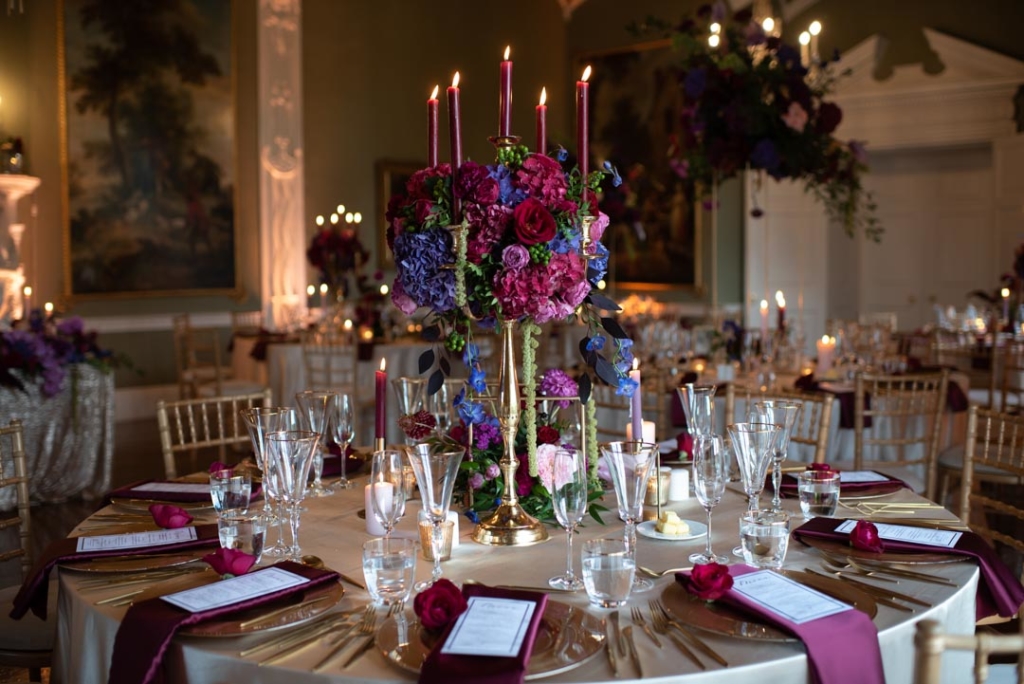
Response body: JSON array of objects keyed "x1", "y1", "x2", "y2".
[
  {"x1": 76, "y1": 527, "x2": 198, "y2": 553},
  {"x1": 440, "y1": 597, "x2": 537, "y2": 657},
  {"x1": 835, "y1": 520, "x2": 962, "y2": 548},
  {"x1": 838, "y1": 471, "x2": 890, "y2": 484},
  {"x1": 731, "y1": 570, "x2": 852, "y2": 625},
  {"x1": 129, "y1": 482, "x2": 212, "y2": 495},
  {"x1": 162, "y1": 567, "x2": 309, "y2": 613}
]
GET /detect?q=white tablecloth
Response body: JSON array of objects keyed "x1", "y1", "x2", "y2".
[{"x1": 52, "y1": 484, "x2": 977, "y2": 683}]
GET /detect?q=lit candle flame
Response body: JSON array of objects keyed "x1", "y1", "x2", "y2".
[
  {"x1": 539, "y1": 87, "x2": 547, "y2": 106},
  {"x1": 315, "y1": 215, "x2": 324, "y2": 226},
  {"x1": 775, "y1": 290, "x2": 786, "y2": 307},
  {"x1": 330, "y1": 213, "x2": 339, "y2": 224},
  {"x1": 503, "y1": 45, "x2": 510, "y2": 61},
  {"x1": 821, "y1": 334, "x2": 831, "y2": 343},
  {"x1": 23, "y1": 286, "x2": 31, "y2": 296},
  {"x1": 1002, "y1": 287, "x2": 1010, "y2": 298},
  {"x1": 809, "y1": 20, "x2": 822, "y2": 36},
  {"x1": 430, "y1": 85, "x2": 439, "y2": 100},
  {"x1": 708, "y1": 34, "x2": 721, "y2": 48},
  {"x1": 452, "y1": 72, "x2": 460, "y2": 88},
  {"x1": 353, "y1": 212, "x2": 362, "y2": 223},
  {"x1": 336, "y1": 204, "x2": 345, "y2": 214},
  {"x1": 799, "y1": 31, "x2": 810, "y2": 46},
  {"x1": 306, "y1": 285, "x2": 315, "y2": 296},
  {"x1": 632, "y1": 357, "x2": 639, "y2": 371},
  {"x1": 380, "y1": 358, "x2": 387, "y2": 372},
  {"x1": 762, "y1": 17, "x2": 775, "y2": 32},
  {"x1": 44, "y1": 302, "x2": 53, "y2": 314},
  {"x1": 343, "y1": 319, "x2": 353, "y2": 331},
  {"x1": 760, "y1": 299, "x2": 768, "y2": 311},
  {"x1": 320, "y1": 283, "x2": 328, "y2": 295},
  {"x1": 581, "y1": 65, "x2": 591, "y2": 82}
]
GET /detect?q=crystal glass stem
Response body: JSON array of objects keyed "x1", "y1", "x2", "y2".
[
  {"x1": 703, "y1": 506, "x2": 715, "y2": 559},
  {"x1": 287, "y1": 503, "x2": 302, "y2": 562},
  {"x1": 771, "y1": 455, "x2": 783, "y2": 512},
  {"x1": 430, "y1": 520, "x2": 443, "y2": 584},
  {"x1": 564, "y1": 523, "x2": 576, "y2": 583}
]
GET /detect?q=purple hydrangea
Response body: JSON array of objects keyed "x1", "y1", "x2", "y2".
[
  {"x1": 474, "y1": 423, "x2": 501, "y2": 450},
  {"x1": 750, "y1": 139, "x2": 781, "y2": 175},
  {"x1": 392, "y1": 227, "x2": 456, "y2": 313},
  {"x1": 538, "y1": 368, "x2": 578, "y2": 408}
]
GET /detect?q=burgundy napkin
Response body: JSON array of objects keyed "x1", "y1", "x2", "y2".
[
  {"x1": 793, "y1": 517, "x2": 1024, "y2": 620},
  {"x1": 677, "y1": 564, "x2": 884, "y2": 684},
  {"x1": 9, "y1": 524, "x2": 220, "y2": 620},
  {"x1": 776, "y1": 470, "x2": 908, "y2": 496},
  {"x1": 419, "y1": 583, "x2": 548, "y2": 684},
  {"x1": 108, "y1": 561, "x2": 338, "y2": 684}
]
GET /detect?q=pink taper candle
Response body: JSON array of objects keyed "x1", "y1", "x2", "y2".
[
  {"x1": 447, "y1": 72, "x2": 463, "y2": 223},
  {"x1": 499, "y1": 46, "x2": 512, "y2": 138},
  {"x1": 427, "y1": 85, "x2": 439, "y2": 168},
  {"x1": 629, "y1": 359, "x2": 643, "y2": 443},
  {"x1": 375, "y1": 358, "x2": 387, "y2": 442},
  {"x1": 535, "y1": 88, "x2": 547, "y2": 155},
  {"x1": 576, "y1": 66, "x2": 591, "y2": 181}
]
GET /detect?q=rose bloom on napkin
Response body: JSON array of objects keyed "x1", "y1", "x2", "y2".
[
  {"x1": 687, "y1": 562, "x2": 734, "y2": 601},
  {"x1": 148, "y1": 504, "x2": 194, "y2": 529},
  {"x1": 208, "y1": 461, "x2": 231, "y2": 473},
  {"x1": 808, "y1": 463, "x2": 835, "y2": 473},
  {"x1": 202, "y1": 547, "x2": 257, "y2": 578},
  {"x1": 850, "y1": 520, "x2": 885, "y2": 553},
  {"x1": 413, "y1": 578, "x2": 468, "y2": 632}
]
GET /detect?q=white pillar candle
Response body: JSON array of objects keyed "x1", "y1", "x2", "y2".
[
  {"x1": 364, "y1": 483, "x2": 390, "y2": 536},
  {"x1": 625, "y1": 420, "x2": 656, "y2": 443},
  {"x1": 668, "y1": 468, "x2": 690, "y2": 501},
  {"x1": 815, "y1": 335, "x2": 836, "y2": 378}
]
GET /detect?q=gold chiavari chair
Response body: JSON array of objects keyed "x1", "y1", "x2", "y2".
[
  {"x1": 853, "y1": 370, "x2": 948, "y2": 500},
  {"x1": 172, "y1": 313, "x2": 265, "y2": 399},
  {"x1": 230, "y1": 310, "x2": 264, "y2": 337},
  {"x1": 592, "y1": 370, "x2": 669, "y2": 444},
  {"x1": 301, "y1": 328, "x2": 358, "y2": 394},
  {"x1": 1001, "y1": 341, "x2": 1024, "y2": 414},
  {"x1": 0, "y1": 420, "x2": 52, "y2": 681},
  {"x1": 724, "y1": 383, "x2": 836, "y2": 464},
  {"x1": 932, "y1": 331, "x2": 1000, "y2": 409},
  {"x1": 156, "y1": 389, "x2": 273, "y2": 479},
  {"x1": 914, "y1": 619, "x2": 1023, "y2": 684}
]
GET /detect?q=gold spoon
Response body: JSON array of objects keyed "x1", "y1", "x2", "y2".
[{"x1": 637, "y1": 565, "x2": 692, "y2": 578}]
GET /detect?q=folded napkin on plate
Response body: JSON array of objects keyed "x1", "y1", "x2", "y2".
[
  {"x1": 108, "y1": 561, "x2": 338, "y2": 684},
  {"x1": 419, "y1": 583, "x2": 548, "y2": 684},
  {"x1": 676, "y1": 564, "x2": 884, "y2": 684},
  {"x1": 793, "y1": 517, "x2": 1024, "y2": 620},
  {"x1": 775, "y1": 470, "x2": 908, "y2": 496},
  {"x1": 104, "y1": 479, "x2": 262, "y2": 505},
  {"x1": 9, "y1": 524, "x2": 220, "y2": 620}
]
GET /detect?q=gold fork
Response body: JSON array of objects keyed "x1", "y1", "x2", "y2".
[
  {"x1": 312, "y1": 604, "x2": 377, "y2": 672},
  {"x1": 647, "y1": 601, "x2": 704, "y2": 670},
  {"x1": 629, "y1": 606, "x2": 662, "y2": 648},
  {"x1": 651, "y1": 599, "x2": 729, "y2": 667},
  {"x1": 342, "y1": 602, "x2": 402, "y2": 669}
]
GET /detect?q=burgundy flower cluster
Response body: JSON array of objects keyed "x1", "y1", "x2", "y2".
[{"x1": 305, "y1": 225, "x2": 369, "y2": 295}]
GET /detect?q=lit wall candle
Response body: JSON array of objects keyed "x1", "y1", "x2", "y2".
[
  {"x1": 629, "y1": 358, "x2": 643, "y2": 442},
  {"x1": 809, "y1": 20, "x2": 822, "y2": 63},
  {"x1": 427, "y1": 85, "x2": 439, "y2": 168},
  {"x1": 535, "y1": 87, "x2": 547, "y2": 155},
  {"x1": 816, "y1": 335, "x2": 836, "y2": 378},
  {"x1": 759, "y1": 299, "x2": 769, "y2": 342},
  {"x1": 1002, "y1": 287, "x2": 1011, "y2": 322},
  {"x1": 498, "y1": 45, "x2": 512, "y2": 138},
  {"x1": 799, "y1": 31, "x2": 811, "y2": 68},
  {"x1": 576, "y1": 66, "x2": 591, "y2": 181},
  {"x1": 375, "y1": 358, "x2": 387, "y2": 446},
  {"x1": 775, "y1": 290, "x2": 786, "y2": 332},
  {"x1": 22, "y1": 285, "x2": 31, "y2": 316},
  {"x1": 447, "y1": 72, "x2": 463, "y2": 223}
]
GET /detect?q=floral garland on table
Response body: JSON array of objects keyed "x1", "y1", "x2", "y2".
[
  {"x1": 635, "y1": 2, "x2": 881, "y2": 240},
  {"x1": 386, "y1": 144, "x2": 636, "y2": 476}
]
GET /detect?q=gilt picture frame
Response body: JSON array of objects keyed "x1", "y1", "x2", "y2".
[{"x1": 375, "y1": 159, "x2": 422, "y2": 269}]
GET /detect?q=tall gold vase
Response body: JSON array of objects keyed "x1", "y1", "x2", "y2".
[{"x1": 471, "y1": 320, "x2": 549, "y2": 546}]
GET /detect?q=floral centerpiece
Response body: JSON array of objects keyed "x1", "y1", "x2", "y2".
[
  {"x1": 637, "y1": 2, "x2": 881, "y2": 240},
  {"x1": 0, "y1": 310, "x2": 126, "y2": 397},
  {"x1": 306, "y1": 217, "x2": 370, "y2": 299}
]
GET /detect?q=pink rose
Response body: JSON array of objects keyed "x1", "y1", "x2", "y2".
[
  {"x1": 390, "y1": 279, "x2": 418, "y2": 315},
  {"x1": 512, "y1": 198, "x2": 557, "y2": 245},
  {"x1": 202, "y1": 547, "x2": 257, "y2": 577},
  {"x1": 685, "y1": 562, "x2": 734, "y2": 601},
  {"x1": 590, "y1": 212, "x2": 610, "y2": 242},
  {"x1": 208, "y1": 461, "x2": 231, "y2": 474},
  {"x1": 808, "y1": 463, "x2": 834, "y2": 473},
  {"x1": 850, "y1": 520, "x2": 885, "y2": 553},
  {"x1": 149, "y1": 504, "x2": 194, "y2": 529},
  {"x1": 413, "y1": 578, "x2": 467, "y2": 632}
]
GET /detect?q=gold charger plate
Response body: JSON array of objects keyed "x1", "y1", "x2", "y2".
[
  {"x1": 798, "y1": 534, "x2": 970, "y2": 565},
  {"x1": 60, "y1": 548, "x2": 212, "y2": 573},
  {"x1": 661, "y1": 570, "x2": 877, "y2": 643},
  {"x1": 376, "y1": 600, "x2": 604, "y2": 680},
  {"x1": 110, "y1": 497, "x2": 215, "y2": 514}
]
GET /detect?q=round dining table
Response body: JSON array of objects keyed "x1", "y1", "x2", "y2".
[{"x1": 52, "y1": 477, "x2": 977, "y2": 683}]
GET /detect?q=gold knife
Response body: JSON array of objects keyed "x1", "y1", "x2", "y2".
[
  {"x1": 623, "y1": 626, "x2": 643, "y2": 679},
  {"x1": 604, "y1": 620, "x2": 620, "y2": 677},
  {"x1": 802, "y1": 569, "x2": 913, "y2": 612},
  {"x1": 341, "y1": 635, "x2": 376, "y2": 668}
]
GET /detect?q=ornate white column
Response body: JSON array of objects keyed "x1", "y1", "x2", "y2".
[{"x1": 258, "y1": 0, "x2": 306, "y2": 331}]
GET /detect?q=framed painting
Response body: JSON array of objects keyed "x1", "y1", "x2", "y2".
[
  {"x1": 59, "y1": 0, "x2": 238, "y2": 299},
  {"x1": 375, "y1": 159, "x2": 422, "y2": 269},
  {"x1": 582, "y1": 40, "x2": 704, "y2": 293}
]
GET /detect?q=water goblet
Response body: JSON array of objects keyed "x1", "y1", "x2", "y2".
[
  {"x1": 266, "y1": 430, "x2": 320, "y2": 562},
  {"x1": 548, "y1": 448, "x2": 589, "y2": 591},
  {"x1": 689, "y1": 434, "x2": 729, "y2": 565},
  {"x1": 329, "y1": 393, "x2": 356, "y2": 489},
  {"x1": 600, "y1": 440, "x2": 658, "y2": 593},
  {"x1": 739, "y1": 510, "x2": 791, "y2": 569},
  {"x1": 369, "y1": 449, "x2": 407, "y2": 539},
  {"x1": 240, "y1": 406, "x2": 297, "y2": 558},
  {"x1": 727, "y1": 421, "x2": 781, "y2": 557},
  {"x1": 676, "y1": 383, "x2": 717, "y2": 438},
  {"x1": 750, "y1": 400, "x2": 803, "y2": 513},
  {"x1": 209, "y1": 469, "x2": 252, "y2": 516},
  {"x1": 581, "y1": 538, "x2": 633, "y2": 609},
  {"x1": 404, "y1": 443, "x2": 463, "y2": 590},
  {"x1": 217, "y1": 511, "x2": 266, "y2": 564},
  {"x1": 362, "y1": 537, "x2": 416, "y2": 606},
  {"x1": 295, "y1": 390, "x2": 337, "y2": 497}
]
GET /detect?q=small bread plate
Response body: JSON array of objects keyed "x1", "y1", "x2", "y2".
[{"x1": 637, "y1": 519, "x2": 707, "y2": 542}]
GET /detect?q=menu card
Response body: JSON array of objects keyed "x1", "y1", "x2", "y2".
[
  {"x1": 129, "y1": 482, "x2": 211, "y2": 495},
  {"x1": 731, "y1": 570, "x2": 852, "y2": 625},
  {"x1": 838, "y1": 471, "x2": 890, "y2": 484},
  {"x1": 76, "y1": 527, "x2": 198, "y2": 553},
  {"x1": 835, "y1": 520, "x2": 962, "y2": 548},
  {"x1": 162, "y1": 567, "x2": 309, "y2": 613},
  {"x1": 440, "y1": 597, "x2": 538, "y2": 657}
]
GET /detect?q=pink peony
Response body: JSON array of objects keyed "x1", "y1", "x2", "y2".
[
  {"x1": 536, "y1": 445, "x2": 579, "y2": 494},
  {"x1": 202, "y1": 547, "x2": 257, "y2": 578},
  {"x1": 390, "y1": 279, "x2": 418, "y2": 315},
  {"x1": 149, "y1": 504, "x2": 194, "y2": 529},
  {"x1": 782, "y1": 101, "x2": 809, "y2": 132}
]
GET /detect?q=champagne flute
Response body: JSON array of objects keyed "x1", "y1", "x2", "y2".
[
  {"x1": 676, "y1": 383, "x2": 717, "y2": 438},
  {"x1": 749, "y1": 400, "x2": 802, "y2": 512},
  {"x1": 548, "y1": 448, "x2": 588, "y2": 591},
  {"x1": 690, "y1": 434, "x2": 729, "y2": 564},
  {"x1": 295, "y1": 389, "x2": 337, "y2": 497},
  {"x1": 369, "y1": 449, "x2": 407, "y2": 539},
  {"x1": 392, "y1": 377, "x2": 426, "y2": 444},
  {"x1": 266, "y1": 430, "x2": 320, "y2": 562},
  {"x1": 728, "y1": 421, "x2": 781, "y2": 556},
  {"x1": 600, "y1": 440, "x2": 657, "y2": 592},
  {"x1": 404, "y1": 443, "x2": 463, "y2": 590},
  {"x1": 329, "y1": 393, "x2": 356, "y2": 489},
  {"x1": 239, "y1": 407, "x2": 297, "y2": 558}
]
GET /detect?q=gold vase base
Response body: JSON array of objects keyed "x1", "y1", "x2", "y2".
[{"x1": 471, "y1": 503, "x2": 549, "y2": 546}]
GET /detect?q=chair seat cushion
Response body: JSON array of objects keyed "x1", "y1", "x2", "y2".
[
  {"x1": 0, "y1": 580, "x2": 56, "y2": 652},
  {"x1": 937, "y1": 445, "x2": 1019, "y2": 478}
]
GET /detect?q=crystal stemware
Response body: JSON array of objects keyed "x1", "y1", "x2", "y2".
[
  {"x1": 404, "y1": 443, "x2": 463, "y2": 590},
  {"x1": 676, "y1": 383, "x2": 717, "y2": 438},
  {"x1": 295, "y1": 389, "x2": 337, "y2": 497},
  {"x1": 548, "y1": 448, "x2": 589, "y2": 591},
  {"x1": 239, "y1": 406, "x2": 297, "y2": 558},
  {"x1": 329, "y1": 393, "x2": 356, "y2": 489},
  {"x1": 266, "y1": 430, "x2": 320, "y2": 562},
  {"x1": 392, "y1": 377, "x2": 426, "y2": 444},
  {"x1": 690, "y1": 434, "x2": 729, "y2": 564},
  {"x1": 749, "y1": 400, "x2": 803, "y2": 512},
  {"x1": 600, "y1": 440, "x2": 657, "y2": 592},
  {"x1": 727, "y1": 422, "x2": 780, "y2": 556},
  {"x1": 369, "y1": 449, "x2": 407, "y2": 539}
]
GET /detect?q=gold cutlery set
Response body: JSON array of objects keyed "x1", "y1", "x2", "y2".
[{"x1": 605, "y1": 601, "x2": 729, "y2": 677}]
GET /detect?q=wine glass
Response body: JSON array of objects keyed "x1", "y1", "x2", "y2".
[
  {"x1": 600, "y1": 440, "x2": 657, "y2": 592},
  {"x1": 329, "y1": 393, "x2": 356, "y2": 489},
  {"x1": 690, "y1": 434, "x2": 729, "y2": 564},
  {"x1": 404, "y1": 443, "x2": 463, "y2": 590},
  {"x1": 295, "y1": 390, "x2": 337, "y2": 497},
  {"x1": 676, "y1": 383, "x2": 717, "y2": 438},
  {"x1": 369, "y1": 449, "x2": 407, "y2": 539},
  {"x1": 548, "y1": 448, "x2": 589, "y2": 591},
  {"x1": 239, "y1": 407, "x2": 297, "y2": 558},
  {"x1": 727, "y1": 422, "x2": 780, "y2": 556},
  {"x1": 749, "y1": 400, "x2": 803, "y2": 513},
  {"x1": 266, "y1": 430, "x2": 320, "y2": 562},
  {"x1": 392, "y1": 377, "x2": 426, "y2": 444}
]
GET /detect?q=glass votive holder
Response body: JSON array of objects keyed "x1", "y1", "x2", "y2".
[
  {"x1": 210, "y1": 469, "x2": 252, "y2": 516},
  {"x1": 362, "y1": 537, "x2": 416, "y2": 606},
  {"x1": 739, "y1": 510, "x2": 790, "y2": 570},
  {"x1": 581, "y1": 538, "x2": 634, "y2": 609},
  {"x1": 217, "y1": 511, "x2": 266, "y2": 564},
  {"x1": 418, "y1": 519, "x2": 454, "y2": 562},
  {"x1": 644, "y1": 468, "x2": 672, "y2": 505},
  {"x1": 797, "y1": 470, "x2": 841, "y2": 519},
  {"x1": 401, "y1": 465, "x2": 417, "y2": 501}
]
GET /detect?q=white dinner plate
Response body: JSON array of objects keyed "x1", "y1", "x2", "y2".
[{"x1": 637, "y1": 519, "x2": 707, "y2": 541}]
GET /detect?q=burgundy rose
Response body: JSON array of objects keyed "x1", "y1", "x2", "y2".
[
  {"x1": 208, "y1": 461, "x2": 231, "y2": 474},
  {"x1": 515, "y1": 463, "x2": 535, "y2": 497},
  {"x1": 537, "y1": 425, "x2": 560, "y2": 445},
  {"x1": 414, "y1": 199, "x2": 433, "y2": 224},
  {"x1": 512, "y1": 198, "x2": 557, "y2": 245},
  {"x1": 686, "y1": 562, "x2": 734, "y2": 601},
  {"x1": 677, "y1": 432, "x2": 694, "y2": 457},
  {"x1": 149, "y1": 504, "x2": 194, "y2": 529},
  {"x1": 808, "y1": 463, "x2": 834, "y2": 473},
  {"x1": 816, "y1": 102, "x2": 843, "y2": 135},
  {"x1": 413, "y1": 578, "x2": 467, "y2": 632},
  {"x1": 850, "y1": 520, "x2": 885, "y2": 553},
  {"x1": 449, "y1": 425, "x2": 468, "y2": 445},
  {"x1": 202, "y1": 547, "x2": 257, "y2": 578}
]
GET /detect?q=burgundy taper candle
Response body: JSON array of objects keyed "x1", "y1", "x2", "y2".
[
  {"x1": 427, "y1": 85, "x2": 439, "y2": 168},
  {"x1": 629, "y1": 359, "x2": 643, "y2": 443},
  {"x1": 536, "y1": 87, "x2": 547, "y2": 155},
  {"x1": 499, "y1": 46, "x2": 512, "y2": 138},
  {"x1": 375, "y1": 358, "x2": 387, "y2": 442},
  {"x1": 447, "y1": 71, "x2": 463, "y2": 223},
  {"x1": 576, "y1": 66, "x2": 591, "y2": 181}
]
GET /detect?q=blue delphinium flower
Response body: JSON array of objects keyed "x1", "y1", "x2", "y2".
[
  {"x1": 586, "y1": 335, "x2": 606, "y2": 352},
  {"x1": 549, "y1": 229, "x2": 581, "y2": 255},
  {"x1": 602, "y1": 161, "x2": 622, "y2": 187},
  {"x1": 588, "y1": 242, "x2": 609, "y2": 283},
  {"x1": 615, "y1": 376, "x2": 638, "y2": 398},
  {"x1": 468, "y1": 366, "x2": 486, "y2": 393},
  {"x1": 488, "y1": 163, "x2": 526, "y2": 206},
  {"x1": 555, "y1": 146, "x2": 568, "y2": 162},
  {"x1": 462, "y1": 343, "x2": 479, "y2": 367}
]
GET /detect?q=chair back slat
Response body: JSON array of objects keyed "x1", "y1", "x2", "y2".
[
  {"x1": 725, "y1": 383, "x2": 835, "y2": 464},
  {"x1": 914, "y1": 619, "x2": 1024, "y2": 684},
  {"x1": 0, "y1": 420, "x2": 31, "y2": 578}
]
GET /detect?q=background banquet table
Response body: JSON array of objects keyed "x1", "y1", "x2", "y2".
[
  {"x1": 0, "y1": 363, "x2": 114, "y2": 509},
  {"x1": 52, "y1": 479, "x2": 976, "y2": 683}
]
